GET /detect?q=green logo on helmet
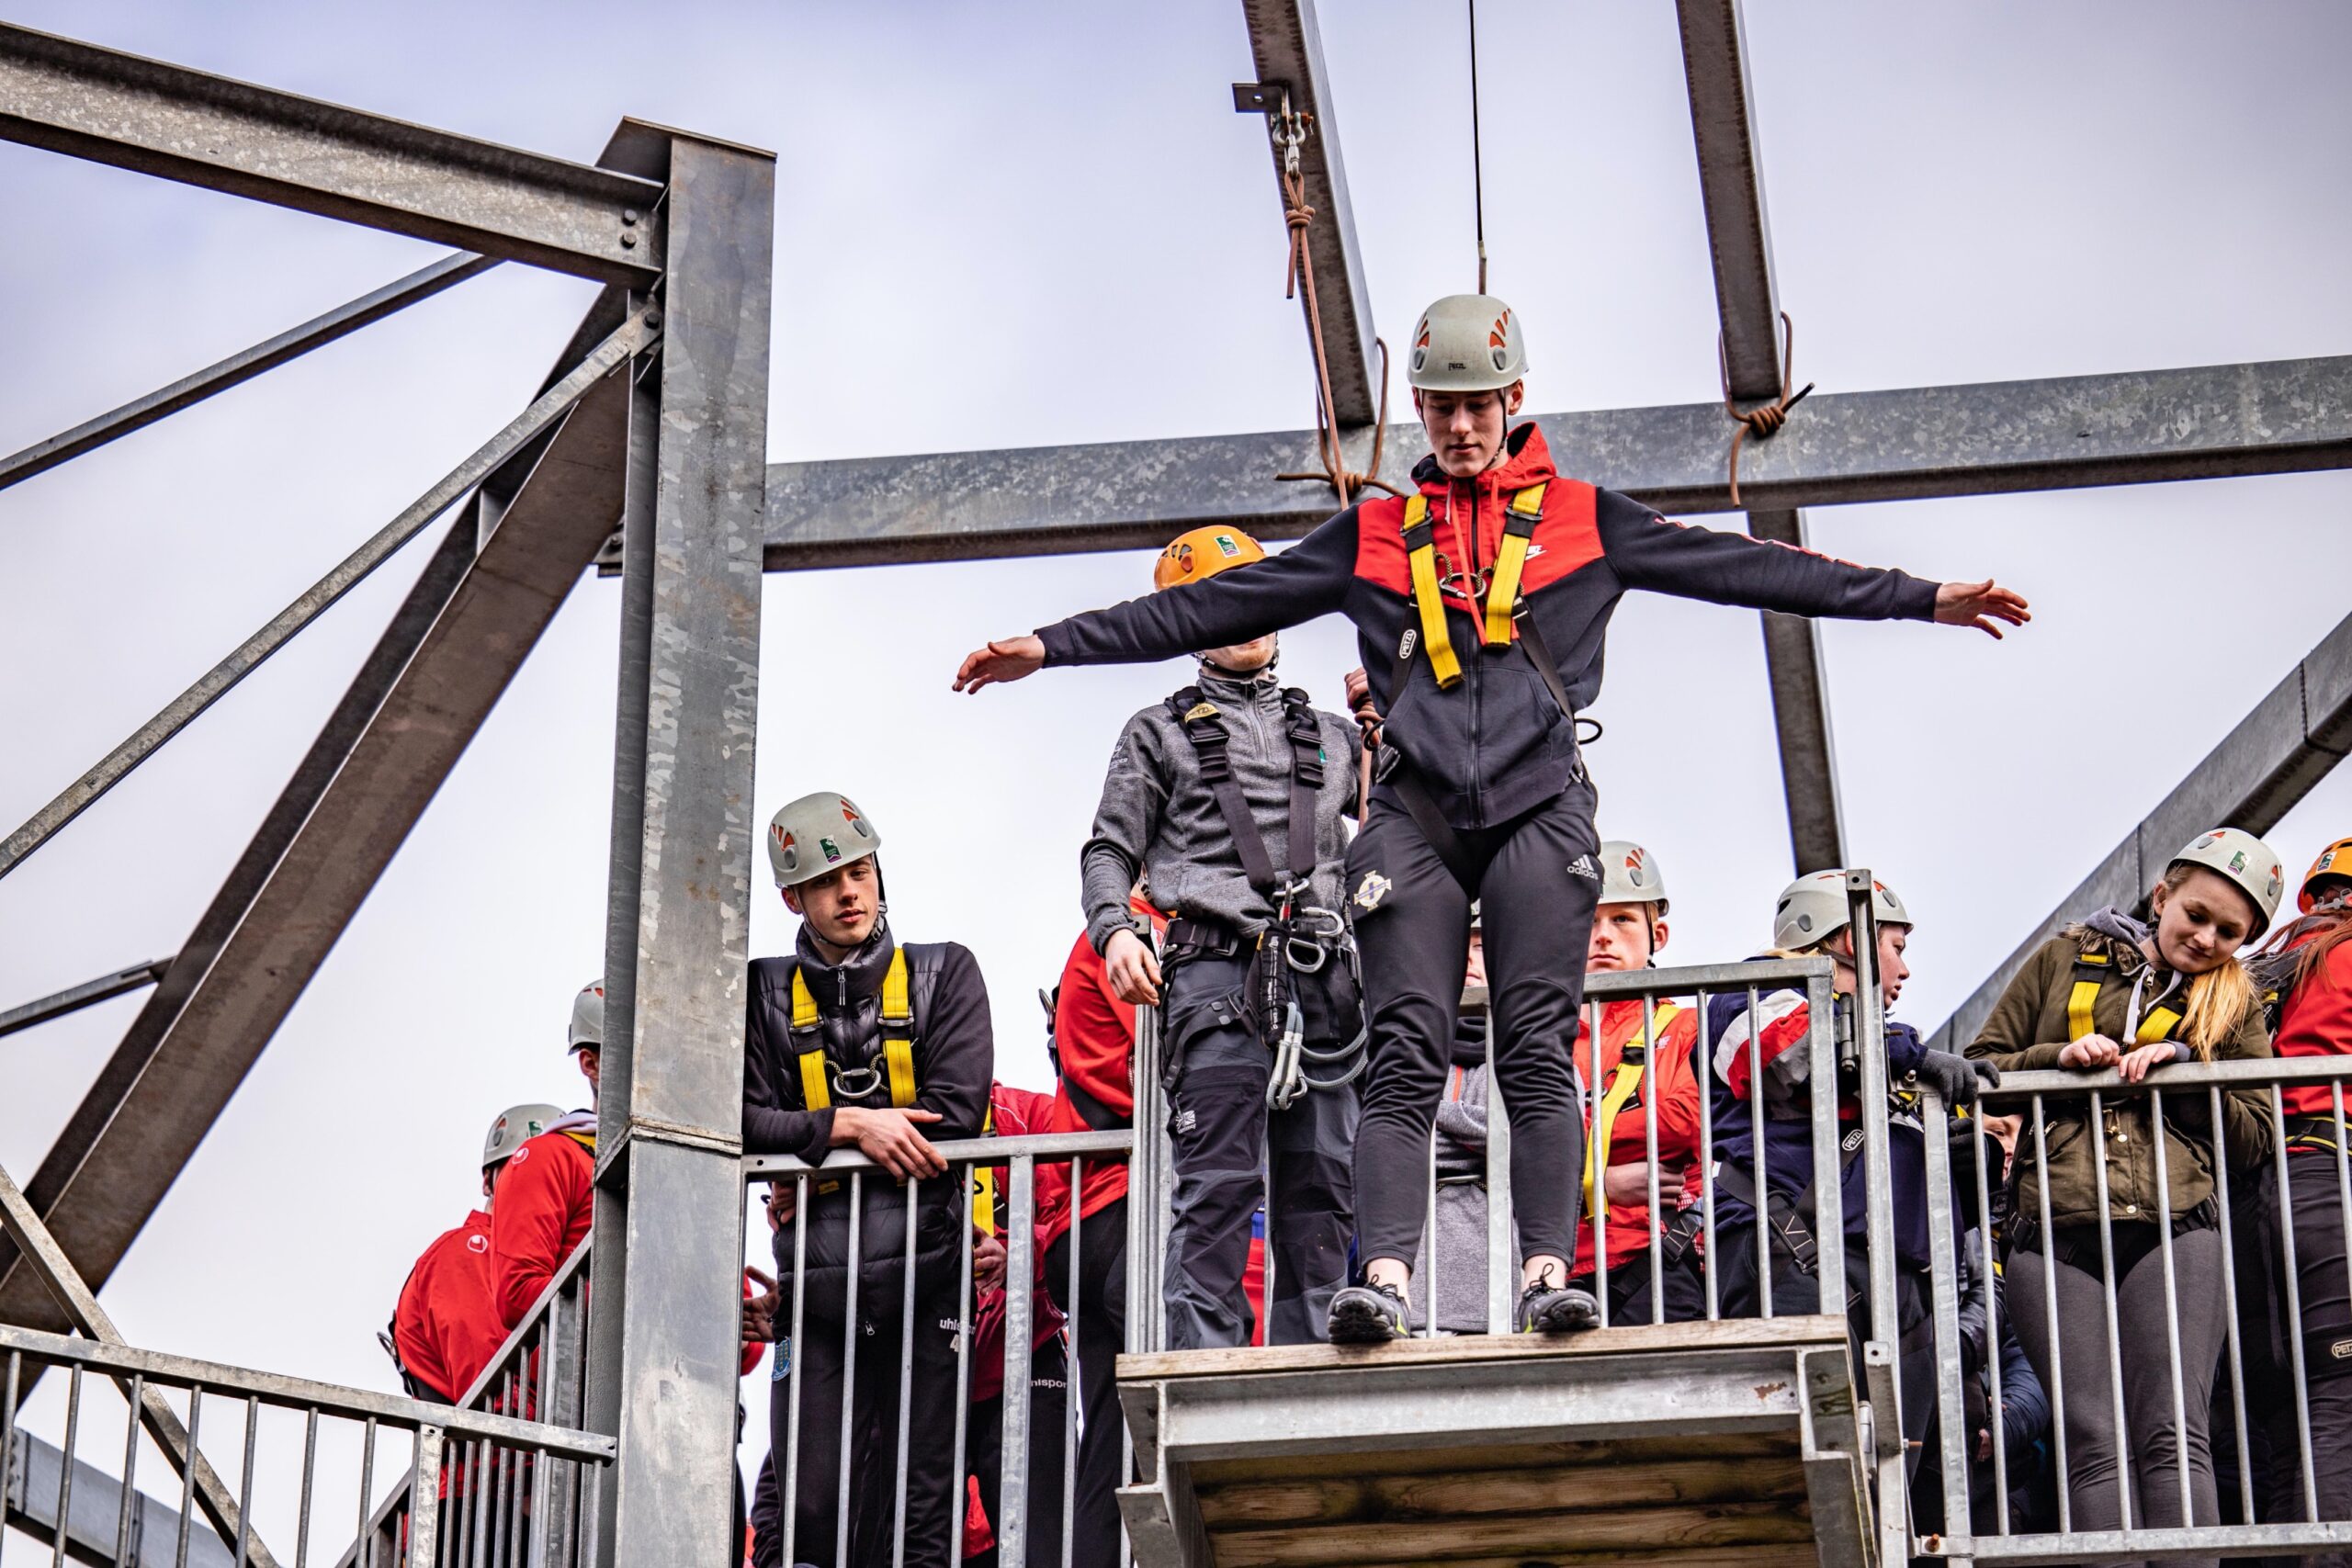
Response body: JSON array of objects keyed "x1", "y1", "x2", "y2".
[{"x1": 820, "y1": 837, "x2": 842, "y2": 864}]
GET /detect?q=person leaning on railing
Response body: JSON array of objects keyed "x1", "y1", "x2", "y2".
[
  {"x1": 741, "y1": 790, "x2": 994, "y2": 1568},
  {"x1": 2244, "y1": 836, "x2": 2352, "y2": 1552},
  {"x1": 1704, "y1": 869, "x2": 1996, "y2": 1483},
  {"x1": 1965, "y1": 828, "x2": 2284, "y2": 1562}
]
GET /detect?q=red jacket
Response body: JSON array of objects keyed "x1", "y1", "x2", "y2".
[
  {"x1": 2278, "y1": 921, "x2": 2352, "y2": 1122},
  {"x1": 393, "y1": 1210, "x2": 506, "y2": 1405},
  {"x1": 488, "y1": 1122, "x2": 596, "y2": 1331},
  {"x1": 972, "y1": 1083, "x2": 1069, "y2": 1402},
  {"x1": 1571, "y1": 998, "x2": 1702, "y2": 1280},
  {"x1": 490, "y1": 1114, "x2": 764, "y2": 1378},
  {"x1": 1035, "y1": 899, "x2": 1166, "y2": 1250}
]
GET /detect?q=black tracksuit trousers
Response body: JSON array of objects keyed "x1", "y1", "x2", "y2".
[
  {"x1": 769, "y1": 1258, "x2": 964, "y2": 1568},
  {"x1": 2250, "y1": 1154, "x2": 2352, "y2": 1562},
  {"x1": 1345, "y1": 781, "x2": 1599, "y2": 1267},
  {"x1": 1160, "y1": 950, "x2": 1359, "y2": 1348},
  {"x1": 1044, "y1": 1197, "x2": 1127, "y2": 1568}
]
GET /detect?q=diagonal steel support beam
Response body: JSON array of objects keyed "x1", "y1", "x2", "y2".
[
  {"x1": 1930, "y1": 608, "x2": 2352, "y2": 1053},
  {"x1": 1678, "y1": 0, "x2": 1843, "y2": 873},
  {"x1": 0, "y1": 960, "x2": 169, "y2": 1041},
  {"x1": 1234, "y1": 0, "x2": 1379, "y2": 425},
  {"x1": 761, "y1": 355, "x2": 2352, "y2": 570},
  {"x1": 0, "y1": 348, "x2": 638, "y2": 1338},
  {"x1": 0, "y1": 1163, "x2": 276, "y2": 1565},
  {"x1": 0, "y1": 309, "x2": 653, "y2": 886},
  {"x1": 0, "y1": 250, "x2": 498, "y2": 495},
  {"x1": 0, "y1": 25, "x2": 661, "y2": 283}
]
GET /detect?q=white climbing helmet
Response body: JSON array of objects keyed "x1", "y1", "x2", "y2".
[
  {"x1": 1772, "y1": 869, "x2": 1912, "y2": 953},
  {"x1": 2166, "y1": 828, "x2": 2287, "y2": 938},
  {"x1": 1598, "y1": 840, "x2": 1668, "y2": 915},
  {"x1": 766, "y1": 791, "x2": 882, "y2": 889},
  {"x1": 568, "y1": 980, "x2": 604, "y2": 1054},
  {"x1": 1408, "y1": 294, "x2": 1527, "y2": 392},
  {"x1": 482, "y1": 1103, "x2": 564, "y2": 1170}
]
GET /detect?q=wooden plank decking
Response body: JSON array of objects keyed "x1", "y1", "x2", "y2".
[{"x1": 1117, "y1": 1315, "x2": 1871, "y2": 1568}]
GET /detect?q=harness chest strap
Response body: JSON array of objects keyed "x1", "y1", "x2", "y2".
[
  {"x1": 1582, "y1": 1000, "x2": 1680, "y2": 1211},
  {"x1": 791, "y1": 948, "x2": 920, "y2": 1111},
  {"x1": 1397, "y1": 483, "x2": 1549, "y2": 690},
  {"x1": 2066, "y1": 952, "x2": 2183, "y2": 1046},
  {"x1": 1170, "y1": 685, "x2": 1323, "y2": 897}
]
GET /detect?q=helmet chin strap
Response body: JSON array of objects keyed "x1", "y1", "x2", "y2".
[{"x1": 1199, "y1": 637, "x2": 1279, "y2": 680}]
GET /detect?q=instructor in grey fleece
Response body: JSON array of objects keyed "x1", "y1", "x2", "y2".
[{"x1": 1081, "y1": 527, "x2": 1363, "y2": 1348}]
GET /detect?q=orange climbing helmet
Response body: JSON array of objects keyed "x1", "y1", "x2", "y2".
[
  {"x1": 2301, "y1": 837, "x2": 2352, "y2": 914},
  {"x1": 1153, "y1": 527, "x2": 1266, "y2": 592}
]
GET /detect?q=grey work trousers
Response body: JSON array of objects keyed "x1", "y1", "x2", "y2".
[
  {"x1": 1160, "y1": 948, "x2": 1359, "y2": 1348},
  {"x1": 2007, "y1": 1224, "x2": 2229, "y2": 1568}
]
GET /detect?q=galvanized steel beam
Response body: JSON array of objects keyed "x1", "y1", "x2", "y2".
[
  {"x1": 0, "y1": 1161, "x2": 278, "y2": 1563},
  {"x1": 0, "y1": 251, "x2": 497, "y2": 495},
  {"x1": 0, "y1": 24, "x2": 662, "y2": 283},
  {"x1": 582, "y1": 132, "x2": 771, "y2": 1568},
  {"x1": 1930, "y1": 607, "x2": 2352, "y2": 1054},
  {"x1": 0, "y1": 344, "x2": 638, "y2": 1337},
  {"x1": 762, "y1": 355, "x2": 2352, "y2": 570},
  {"x1": 3, "y1": 1429, "x2": 236, "y2": 1568},
  {"x1": 1235, "y1": 0, "x2": 1379, "y2": 426},
  {"x1": 1677, "y1": 0, "x2": 1844, "y2": 873},
  {"x1": 0, "y1": 311, "x2": 652, "y2": 885},
  {"x1": 0, "y1": 960, "x2": 168, "y2": 1041}
]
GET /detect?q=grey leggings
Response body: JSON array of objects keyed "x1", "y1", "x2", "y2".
[{"x1": 2007, "y1": 1225, "x2": 2228, "y2": 1568}]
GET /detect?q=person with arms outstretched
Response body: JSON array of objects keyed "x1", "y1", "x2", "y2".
[{"x1": 955, "y1": 292, "x2": 2028, "y2": 1342}]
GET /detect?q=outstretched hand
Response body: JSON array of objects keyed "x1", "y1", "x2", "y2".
[
  {"x1": 953, "y1": 636, "x2": 1046, "y2": 694},
  {"x1": 1934, "y1": 579, "x2": 2031, "y2": 639}
]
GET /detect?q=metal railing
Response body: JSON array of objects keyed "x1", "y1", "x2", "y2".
[
  {"x1": 1909, "y1": 1054, "x2": 2352, "y2": 1564},
  {"x1": 743, "y1": 1128, "x2": 1134, "y2": 1568},
  {"x1": 335, "y1": 1241, "x2": 596, "y2": 1568},
  {"x1": 1449, "y1": 956, "x2": 1849, "y2": 1335},
  {"x1": 0, "y1": 1320, "x2": 611, "y2": 1568}
]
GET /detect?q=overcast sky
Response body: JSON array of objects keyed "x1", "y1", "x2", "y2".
[{"x1": 3, "y1": 0, "x2": 2348, "y2": 1547}]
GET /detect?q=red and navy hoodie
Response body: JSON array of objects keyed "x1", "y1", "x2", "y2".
[{"x1": 1038, "y1": 424, "x2": 1939, "y2": 829}]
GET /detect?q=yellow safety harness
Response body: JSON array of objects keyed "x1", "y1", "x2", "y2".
[
  {"x1": 790, "y1": 948, "x2": 920, "y2": 1110},
  {"x1": 2065, "y1": 951, "x2": 2182, "y2": 1046},
  {"x1": 1583, "y1": 1000, "x2": 1681, "y2": 1212},
  {"x1": 1398, "y1": 482, "x2": 1549, "y2": 690},
  {"x1": 972, "y1": 1103, "x2": 1001, "y2": 1235}
]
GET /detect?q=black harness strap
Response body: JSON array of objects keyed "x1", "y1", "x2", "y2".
[{"x1": 1169, "y1": 684, "x2": 1322, "y2": 896}]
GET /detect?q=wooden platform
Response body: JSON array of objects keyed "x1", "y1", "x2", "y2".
[{"x1": 1116, "y1": 1316, "x2": 1873, "y2": 1568}]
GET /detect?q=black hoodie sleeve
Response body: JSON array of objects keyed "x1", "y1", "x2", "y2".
[
  {"x1": 915, "y1": 943, "x2": 994, "y2": 1140},
  {"x1": 1596, "y1": 490, "x2": 1939, "y2": 621},
  {"x1": 1037, "y1": 508, "x2": 1360, "y2": 666},
  {"x1": 741, "y1": 967, "x2": 836, "y2": 1163}
]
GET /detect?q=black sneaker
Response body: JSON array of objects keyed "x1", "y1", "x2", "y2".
[
  {"x1": 1327, "y1": 1280, "x2": 1409, "y2": 1344},
  {"x1": 1517, "y1": 1276, "x2": 1600, "y2": 1334}
]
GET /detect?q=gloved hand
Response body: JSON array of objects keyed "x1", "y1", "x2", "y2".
[{"x1": 1914, "y1": 1049, "x2": 2000, "y2": 1109}]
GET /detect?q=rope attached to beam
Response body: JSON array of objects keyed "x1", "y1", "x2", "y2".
[
  {"x1": 1265, "y1": 97, "x2": 1401, "y2": 507},
  {"x1": 1720, "y1": 309, "x2": 1816, "y2": 507}
]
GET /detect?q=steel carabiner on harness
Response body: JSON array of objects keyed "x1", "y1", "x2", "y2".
[{"x1": 1267, "y1": 998, "x2": 1310, "y2": 1111}]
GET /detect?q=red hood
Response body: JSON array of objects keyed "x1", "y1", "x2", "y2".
[{"x1": 1411, "y1": 421, "x2": 1558, "y2": 500}]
